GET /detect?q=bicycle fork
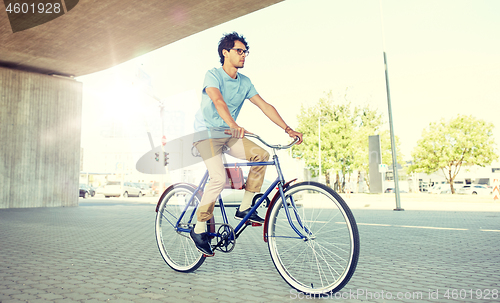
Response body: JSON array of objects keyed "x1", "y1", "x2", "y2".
[
  {"x1": 277, "y1": 184, "x2": 314, "y2": 240},
  {"x1": 272, "y1": 155, "x2": 313, "y2": 240}
]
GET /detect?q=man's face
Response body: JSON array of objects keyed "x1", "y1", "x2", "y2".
[{"x1": 224, "y1": 40, "x2": 247, "y2": 69}]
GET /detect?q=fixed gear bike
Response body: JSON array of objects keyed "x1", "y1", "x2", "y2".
[{"x1": 155, "y1": 134, "x2": 360, "y2": 295}]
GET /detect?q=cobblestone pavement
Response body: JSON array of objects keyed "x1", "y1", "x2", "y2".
[{"x1": 1, "y1": 197, "x2": 500, "y2": 303}]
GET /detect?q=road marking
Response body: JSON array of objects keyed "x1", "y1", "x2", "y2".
[
  {"x1": 354, "y1": 223, "x2": 468, "y2": 231},
  {"x1": 356, "y1": 223, "x2": 392, "y2": 227},
  {"x1": 396, "y1": 225, "x2": 468, "y2": 231},
  {"x1": 312, "y1": 222, "x2": 490, "y2": 232}
]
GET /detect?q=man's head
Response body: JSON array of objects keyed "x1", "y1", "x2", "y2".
[{"x1": 218, "y1": 32, "x2": 249, "y2": 66}]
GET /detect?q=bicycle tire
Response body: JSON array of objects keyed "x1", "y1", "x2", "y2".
[
  {"x1": 267, "y1": 181, "x2": 359, "y2": 295},
  {"x1": 155, "y1": 184, "x2": 205, "y2": 272}
]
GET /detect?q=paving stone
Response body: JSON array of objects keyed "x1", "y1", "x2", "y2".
[
  {"x1": 10, "y1": 293, "x2": 38, "y2": 300},
  {"x1": 137, "y1": 292, "x2": 166, "y2": 299},
  {"x1": 41, "y1": 287, "x2": 73, "y2": 295},
  {"x1": 2, "y1": 200, "x2": 500, "y2": 302},
  {"x1": 113, "y1": 292, "x2": 143, "y2": 300},
  {"x1": 53, "y1": 299, "x2": 83, "y2": 303},
  {"x1": 1, "y1": 299, "x2": 31, "y2": 303},
  {"x1": 0, "y1": 288, "x2": 22, "y2": 295},
  {"x1": 64, "y1": 292, "x2": 92, "y2": 300},
  {"x1": 27, "y1": 299, "x2": 55, "y2": 303}
]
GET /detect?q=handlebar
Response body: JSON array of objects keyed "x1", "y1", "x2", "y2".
[{"x1": 245, "y1": 133, "x2": 299, "y2": 150}]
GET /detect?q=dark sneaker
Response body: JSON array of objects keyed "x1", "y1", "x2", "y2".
[
  {"x1": 235, "y1": 207, "x2": 265, "y2": 224},
  {"x1": 189, "y1": 229, "x2": 214, "y2": 256}
]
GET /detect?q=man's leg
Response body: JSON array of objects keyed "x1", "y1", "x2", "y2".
[
  {"x1": 190, "y1": 138, "x2": 227, "y2": 255},
  {"x1": 195, "y1": 138, "x2": 228, "y2": 223},
  {"x1": 226, "y1": 138, "x2": 270, "y2": 223}
]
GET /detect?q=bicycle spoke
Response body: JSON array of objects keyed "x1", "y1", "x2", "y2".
[
  {"x1": 312, "y1": 243, "x2": 347, "y2": 274},
  {"x1": 155, "y1": 184, "x2": 205, "y2": 272},
  {"x1": 267, "y1": 182, "x2": 359, "y2": 295},
  {"x1": 279, "y1": 241, "x2": 312, "y2": 268}
]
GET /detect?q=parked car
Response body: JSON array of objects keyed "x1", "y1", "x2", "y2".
[
  {"x1": 101, "y1": 181, "x2": 143, "y2": 198},
  {"x1": 129, "y1": 183, "x2": 146, "y2": 196},
  {"x1": 440, "y1": 188, "x2": 452, "y2": 194},
  {"x1": 457, "y1": 185, "x2": 492, "y2": 195},
  {"x1": 428, "y1": 184, "x2": 448, "y2": 194},
  {"x1": 134, "y1": 183, "x2": 153, "y2": 196},
  {"x1": 384, "y1": 187, "x2": 408, "y2": 193},
  {"x1": 79, "y1": 184, "x2": 95, "y2": 198}
]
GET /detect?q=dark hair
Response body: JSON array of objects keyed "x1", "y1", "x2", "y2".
[{"x1": 218, "y1": 32, "x2": 249, "y2": 65}]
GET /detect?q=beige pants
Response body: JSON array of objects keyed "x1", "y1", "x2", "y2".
[{"x1": 194, "y1": 137, "x2": 270, "y2": 222}]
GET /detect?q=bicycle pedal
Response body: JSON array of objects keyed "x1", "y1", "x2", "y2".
[{"x1": 203, "y1": 253, "x2": 215, "y2": 257}]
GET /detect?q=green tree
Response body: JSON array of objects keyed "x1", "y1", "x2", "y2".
[
  {"x1": 294, "y1": 92, "x2": 354, "y2": 189},
  {"x1": 408, "y1": 115, "x2": 498, "y2": 194},
  {"x1": 294, "y1": 90, "x2": 403, "y2": 191},
  {"x1": 351, "y1": 106, "x2": 403, "y2": 189}
]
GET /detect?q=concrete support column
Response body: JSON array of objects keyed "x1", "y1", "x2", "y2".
[{"x1": 0, "y1": 67, "x2": 82, "y2": 208}]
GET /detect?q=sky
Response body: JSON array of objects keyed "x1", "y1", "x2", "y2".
[{"x1": 78, "y1": 0, "x2": 500, "y2": 171}]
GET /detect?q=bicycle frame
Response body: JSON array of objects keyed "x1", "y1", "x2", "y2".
[{"x1": 172, "y1": 152, "x2": 310, "y2": 240}]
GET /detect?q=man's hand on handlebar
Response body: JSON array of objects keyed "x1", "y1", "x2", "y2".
[
  {"x1": 224, "y1": 126, "x2": 250, "y2": 139},
  {"x1": 285, "y1": 127, "x2": 303, "y2": 145}
]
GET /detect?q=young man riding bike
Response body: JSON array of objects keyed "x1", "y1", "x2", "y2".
[{"x1": 191, "y1": 32, "x2": 303, "y2": 256}]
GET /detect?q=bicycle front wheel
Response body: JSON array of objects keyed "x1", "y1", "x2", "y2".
[
  {"x1": 155, "y1": 184, "x2": 205, "y2": 272},
  {"x1": 267, "y1": 181, "x2": 359, "y2": 295}
]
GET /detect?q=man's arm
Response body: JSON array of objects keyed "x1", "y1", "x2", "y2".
[
  {"x1": 205, "y1": 87, "x2": 246, "y2": 138},
  {"x1": 249, "y1": 94, "x2": 303, "y2": 144}
]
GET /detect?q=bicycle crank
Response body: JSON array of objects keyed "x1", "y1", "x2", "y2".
[{"x1": 210, "y1": 223, "x2": 236, "y2": 253}]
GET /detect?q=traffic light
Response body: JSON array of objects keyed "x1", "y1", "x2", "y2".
[{"x1": 154, "y1": 152, "x2": 169, "y2": 166}]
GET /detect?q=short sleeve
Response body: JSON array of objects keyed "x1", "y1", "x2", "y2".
[
  {"x1": 246, "y1": 83, "x2": 258, "y2": 99},
  {"x1": 203, "y1": 69, "x2": 221, "y2": 92}
]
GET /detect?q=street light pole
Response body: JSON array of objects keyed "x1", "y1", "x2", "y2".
[
  {"x1": 318, "y1": 112, "x2": 322, "y2": 183},
  {"x1": 380, "y1": 1, "x2": 403, "y2": 211}
]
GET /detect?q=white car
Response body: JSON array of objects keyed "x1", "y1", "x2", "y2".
[
  {"x1": 428, "y1": 184, "x2": 448, "y2": 194},
  {"x1": 135, "y1": 183, "x2": 153, "y2": 196},
  {"x1": 457, "y1": 185, "x2": 491, "y2": 195},
  {"x1": 102, "y1": 181, "x2": 143, "y2": 198}
]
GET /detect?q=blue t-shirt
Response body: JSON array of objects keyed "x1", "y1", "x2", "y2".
[{"x1": 194, "y1": 67, "x2": 258, "y2": 137}]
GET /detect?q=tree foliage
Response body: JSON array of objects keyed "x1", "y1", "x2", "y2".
[
  {"x1": 293, "y1": 90, "x2": 402, "y2": 191},
  {"x1": 408, "y1": 115, "x2": 498, "y2": 193}
]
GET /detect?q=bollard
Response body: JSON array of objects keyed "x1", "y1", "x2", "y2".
[{"x1": 493, "y1": 179, "x2": 499, "y2": 201}]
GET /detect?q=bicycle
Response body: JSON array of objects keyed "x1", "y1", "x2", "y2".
[{"x1": 155, "y1": 134, "x2": 360, "y2": 295}]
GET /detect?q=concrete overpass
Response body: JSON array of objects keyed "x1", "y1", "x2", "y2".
[{"x1": 0, "y1": 0, "x2": 283, "y2": 208}]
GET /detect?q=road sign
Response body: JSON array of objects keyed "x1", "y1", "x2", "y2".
[{"x1": 379, "y1": 164, "x2": 388, "y2": 173}]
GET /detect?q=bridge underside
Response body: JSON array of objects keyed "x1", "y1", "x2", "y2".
[{"x1": 0, "y1": 0, "x2": 283, "y2": 77}]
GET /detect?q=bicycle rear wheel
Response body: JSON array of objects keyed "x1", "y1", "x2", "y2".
[
  {"x1": 267, "y1": 181, "x2": 359, "y2": 295},
  {"x1": 155, "y1": 184, "x2": 205, "y2": 272}
]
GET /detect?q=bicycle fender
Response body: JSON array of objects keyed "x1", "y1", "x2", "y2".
[{"x1": 263, "y1": 178, "x2": 297, "y2": 243}]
